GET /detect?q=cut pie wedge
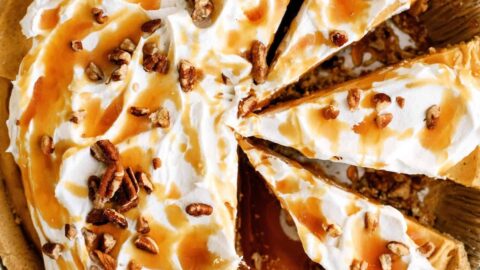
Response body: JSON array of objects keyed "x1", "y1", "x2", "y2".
[
  {"x1": 239, "y1": 138, "x2": 470, "y2": 270},
  {"x1": 238, "y1": 38, "x2": 480, "y2": 187},
  {"x1": 255, "y1": 0, "x2": 416, "y2": 105}
]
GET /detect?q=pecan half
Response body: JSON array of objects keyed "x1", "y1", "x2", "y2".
[
  {"x1": 92, "y1": 250, "x2": 116, "y2": 270},
  {"x1": 70, "y1": 40, "x2": 83, "y2": 52},
  {"x1": 104, "y1": 208, "x2": 128, "y2": 229},
  {"x1": 396, "y1": 96, "x2": 405, "y2": 108},
  {"x1": 92, "y1": 8, "x2": 108, "y2": 24},
  {"x1": 95, "y1": 164, "x2": 124, "y2": 208},
  {"x1": 135, "y1": 172, "x2": 154, "y2": 194},
  {"x1": 134, "y1": 235, "x2": 159, "y2": 254},
  {"x1": 40, "y1": 135, "x2": 54, "y2": 155},
  {"x1": 90, "y1": 140, "x2": 119, "y2": 164},
  {"x1": 323, "y1": 105, "x2": 340, "y2": 120},
  {"x1": 86, "y1": 209, "x2": 109, "y2": 225},
  {"x1": 250, "y1": 40, "x2": 267, "y2": 85},
  {"x1": 69, "y1": 109, "x2": 86, "y2": 124},
  {"x1": 42, "y1": 243, "x2": 63, "y2": 259},
  {"x1": 375, "y1": 113, "x2": 393, "y2": 129},
  {"x1": 116, "y1": 197, "x2": 139, "y2": 213},
  {"x1": 186, "y1": 203, "x2": 213, "y2": 216},
  {"x1": 238, "y1": 94, "x2": 257, "y2": 118},
  {"x1": 418, "y1": 242, "x2": 435, "y2": 258},
  {"x1": 364, "y1": 212, "x2": 378, "y2": 232},
  {"x1": 372, "y1": 93, "x2": 392, "y2": 111},
  {"x1": 108, "y1": 48, "x2": 131, "y2": 65},
  {"x1": 65, "y1": 224, "x2": 77, "y2": 240},
  {"x1": 178, "y1": 60, "x2": 197, "y2": 92},
  {"x1": 152, "y1": 157, "x2": 161, "y2": 170},
  {"x1": 191, "y1": 0, "x2": 214, "y2": 25},
  {"x1": 350, "y1": 260, "x2": 368, "y2": 270},
  {"x1": 120, "y1": 38, "x2": 136, "y2": 54},
  {"x1": 136, "y1": 215, "x2": 150, "y2": 234},
  {"x1": 123, "y1": 167, "x2": 139, "y2": 200},
  {"x1": 379, "y1": 254, "x2": 392, "y2": 270},
  {"x1": 330, "y1": 30, "x2": 348, "y2": 47},
  {"x1": 141, "y1": 19, "x2": 162, "y2": 34},
  {"x1": 149, "y1": 108, "x2": 170, "y2": 128},
  {"x1": 129, "y1": 106, "x2": 150, "y2": 117},
  {"x1": 111, "y1": 64, "x2": 128, "y2": 82},
  {"x1": 85, "y1": 62, "x2": 105, "y2": 81},
  {"x1": 347, "y1": 88, "x2": 361, "y2": 111},
  {"x1": 82, "y1": 228, "x2": 98, "y2": 250},
  {"x1": 387, "y1": 241, "x2": 410, "y2": 256},
  {"x1": 99, "y1": 233, "x2": 116, "y2": 254},
  {"x1": 426, "y1": 105, "x2": 440, "y2": 130}
]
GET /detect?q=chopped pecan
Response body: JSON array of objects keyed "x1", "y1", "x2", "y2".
[
  {"x1": 250, "y1": 40, "x2": 267, "y2": 85},
  {"x1": 178, "y1": 60, "x2": 197, "y2": 92},
  {"x1": 124, "y1": 167, "x2": 139, "y2": 199},
  {"x1": 92, "y1": 250, "x2": 116, "y2": 270},
  {"x1": 350, "y1": 259, "x2": 368, "y2": 270},
  {"x1": 322, "y1": 105, "x2": 340, "y2": 120},
  {"x1": 90, "y1": 140, "x2": 119, "y2": 164},
  {"x1": 325, "y1": 223, "x2": 342, "y2": 237},
  {"x1": 111, "y1": 64, "x2": 128, "y2": 82},
  {"x1": 186, "y1": 203, "x2": 213, "y2": 216},
  {"x1": 134, "y1": 235, "x2": 159, "y2": 254},
  {"x1": 149, "y1": 108, "x2": 170, "y2": 128},
  {"x1": 88, "y1": 175, "x2": 101, "y2": 202},
  {"x1": 65, "y1": 224, "x2": 77, "y2": 240},
  {"x1": 136, "y1": 215, "x2": 150, "y2": 234},
  {"x1": 379, "y1": 254, "x2": 392, "y2": 270},
  {"x1": 364, "y1": 212, "x2": 378, "y2": 232},
  {"x1": 120, "y1": 38, "x2": 136, "y2": 54},
  {"x1": 425, "y1": 105, "x2": 440, "y2": 130},
  {"x1": 99, "y1": 233, "x2": 116, "y2": 254},
  {"x1": 141, "y1": 19, "x2": 162, "y2": 34},
  {"x1": 418, "y1": 241, "x2": 435, "y2": 258},
  {"x1": 396, "y1": 96, "x2": 405, "y2": 108},
  {"x1": 372, "y1": 93, "x2": 392, "y2": 111},
  {"x1": 142, "y1": 42, "x2": 159, "y2": 56},
  {"x1": 92, "y1": 8, "x2": 108, "y2": 24},
  {"x1": 346, "y1": 166, "x2": 359, "y2": 182},
  {"x1": 69, "y1": 109, "x2": 86, "y2": 124},
  {"x1": 191, "y1": 0, "x2": 214, "y2": 25},
  {"x1": 85, "y1": 62, "x2": 105, "y2": 81},
  {"x1": 347, "y1": 88, "x2": 361, "y2": 111},
  {"x1": 238, "y1": 94, "x2": 257, "y2": 117},
  {"x1": 116, "y1": 197, "x2": 139, "y2": 213},
  {"x1": 155, "y1": 54, "x2": 169, "y2": 74},
  {"x1": 129, "y1": 106, "x2": 150, "y2": 117},
  {"x1": 70, "y1": 40, "x2": 83, "y2": 52},
  {"x1": 104, "y1": 208, "x2": 128, "y2": 229},
  {"x1": 86, "y1": 209, "x2": 109, "y2": 225},
  {"x1": 42, "y1": 243, "x2": 63, "y2": 259},
  {"x1": 375, "y1": 113, "x2": 393, "y2": 129},
  {"x1": 387, "y1": 241, "x2": 410, "y2": 256},
  {"x1": 152, "y1": 157, "x2": 161, "y2": 170},
  {"x1": 94, "y1": 164, "x2": 124, "y2": 208},
  {"x1": 221, "y1": 73, "x2": 231, "y2": 85},
  {"x1": 82, "y1": 228, "x2": 98, "y2": 250},
  {"x1": 108, "y1": 48, "x2": 131, "y2": 65},
  {"x1": 143, "y1": 54, "x2": 159, "y2": 72},
  {"x1": 40, "y1": 135, "x2": 54, "y2": 155},
  {"x1": 330, "y1": 30, "x2": 348, "y2": 47},
  {"x1": 128, "y1": 260, "x2": 142, "y2": 270},
  {"x1": 135, "y1": 172, "x2": 154, "y2": 194}
]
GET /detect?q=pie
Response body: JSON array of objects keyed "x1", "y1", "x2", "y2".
[{"x1": 0, "y1": 0, "x2": 478, "y2": 269}]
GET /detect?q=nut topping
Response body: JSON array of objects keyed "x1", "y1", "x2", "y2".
[
  {"x1": 42, "y1": 243, "x2": 63, "y2": 259},
  {"x1": 250, "y1": 40, "x2": 267, "y2": 85},
  {"x1": 322, "y1": 105, "x2": 340, "y2": 120},
  {"x1": 40, "y1": 135, "x2": 54, "y2": 155},
  {"x1": 94, "y1": 164, "x2": 124, "y2": 208},
  {"x1": 379, "y1": 254, "x2": 392, "y2": 270},
  {"x1": 396, "y1": 96, "x2": 405, "y2": 108},
  {"x1": 364, "y1": 212, "x2": 378, "y2": 232},
  {"x1": 178, "y1": 60, "x2": 197, "y2": 92},
  {"x1": 90, "y1": 140, "x2": 119, "y2": 164},
  {"x1": 418, "y1": 242, "x2": 436, "y2": 258},
  {"x1": 129, "y1": 106, "x2": 150, "y2": 117},
  {"x1": 135, "y1": 172, "x2": 154, "y2": 194},
  {"x1": 330, "y1": 30, "x2": 348, "y2": 47},
  {"x1": 375, "y1": 113, "x2": 393, "y2": 129},
  {"x1": 325, "y1": 223, "x2": 342, "y2": 237},
  {"x1": 141, "y1": 19, "x2": 162, "y2": 34},
  {"x1": 92, "y1": 250, "x2": 116, "y2": 270},
  {"x1": 70, "y1": 40, "x2": 83, "y2": 52},
  {"x1": 372, "y1": 93, "x2": 392, "y2": 111},
  {"x1": 69, "y1": 109, "x2": 86, "y2": 124},
  {"x1": 426, "y1": 105, "x2": 440, "y2": 130},
  {"x1": 104, "y1": 208, "x2": 128, "y2": 229},
  {"x1": 85, "y1": 62, "x2": 104, "y2": 81},
  {"x1": 191, "y1": 0, "x2": 214, "y2": 25},
  {"x1": 387, "y1": 241, "x2": 410, "y2": 256},
  {"x1": 65, "y1": 224, "x2": 77, "y2": 240},
  {"x1": 92, "y1": 8, "x2": 108, "y2": 24},
  {"x1": 99, "y1": 233, "x2": 117, "y2": 254},
  {"x1": 108, "y1": 49, "x2": 131, "y2": 65},
  {"x1": 186, "y1": 203, "x2": 213, "y2": 216},
  {"x1": 347, "y1": 88, "x2": 361, "y2": 111},
  {"x1": 152, "y1": 157, "x2": 161, "y2": 170},
  {"x1": 120, "y1": 38, "x2": 136, "y2": 54},
  {"x1": 350, "y1": 259, "x2": 368, "y2": 270},
  {"x1": 346, "y1": 166, "x2": 359, "y2": 182},
  {"x1": 128, "y1": 261, "x2": 142, "y2": 270},
  {"x1": 155, "y1": 54, "x2": 169, "y2": 74},
  {"x1": 124, "y1": 167, "x2": 140, "y2": 200},
  {"x1": 87, "y1": 209, "x2": 109, "y2": 225},
  {"x1": 134, "y1": 235, "x2": 159, "y2": 254},
  {"x1": 149, "y1": 107, "x2": 170, "y2": 128},
  {"x1": 88, "y1": 175, "x2": 101, "y2": 202},
  {"x1": 136, "y1": 216, "x2": 150, "y2": 234},
  {"x1": 111, "y1": 64, "x2": 128, "y2": 82},
  {"x1": 142, "y1": 42, "x2": 159, "y2": 56},
  {"x1": 238, "y1": 94, "x2": 257, "y2": 118},
  {"x1": 82, "y1": 228, "x2": 98, "y2": 250}
]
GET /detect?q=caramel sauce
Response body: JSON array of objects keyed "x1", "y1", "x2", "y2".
[
  {"x1": 352, "y1": 112, "x2": 396, "y2": 160},
  {"x1": 275, "y1": 178, "x2": 300, "y2": 194},
  {"x1": 65, "y1": 181, "x2": 88, "y2": 198},
  {"x1": 328, "y1": 0, "x2": 370, "y2": 29},
  {"x1": 181, "y1": 100, "x2": 204, "y2": 176},
  {"x1": 244, "y1": 0, "x2": 268, "y2": 23},
  {"x1": 84, "y1": 94, "x2": 124, "y2": 138},
  {"x1": 91, "y1": 223, "x2": 132, "y2": 257},
  {"x1": 165, "y1": 204, "x2": 188, "y2": 228},
  {"x1": 127, "y1": 0, "x2": 161, "y2": 10},
  {"x1": 279, "y1": 109, "x2": 302, "y2": 145},
  {"x1": 120, "y1": 146, "x2": 152, "y2": 173},
  {"x1": 40, "y1": 7, "x2": 61, "y2": 30},
  {"x1": 346, "y1": 203, "x2": 361, "y2": 216},
  {"x1": 288, "y1": 198, "x2": 327, "y2": 241},
  {"x1": 166, "y1": 183, "x2": 182, "y2": 199},
  {"x1": 306, "y1": 108, "x2": 350, "y2": 153}
]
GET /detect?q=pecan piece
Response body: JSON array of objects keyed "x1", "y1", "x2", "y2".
[
  {"x1": 330, "y1": 30, "x2": 348, "y2": 47},
  {"x1": 69, "y1": 109, "x2": 86, "y2": 124},
  {"x1": 129, "y1": 106, "x2": 150, "y2": 117},
  {"x1": 94, "y1": 164, "x2": 124, "y2": 208},
  {"x1": 418, "y1": 241, "x2": 435, "y2": 258},
  {"x1": 42, "y1": 243, "x2": 63, "y2": 259},
  {"x1": 364, "y1": 212, "x2": 378, "y2": 232},
  {"x1": 111, "y1": 64, "x2": 128, "y2": 82},
  {"x1": 372, "y1": 93, "x2": 391, "y2": 111},
  {"x1": 375, "y1": 113, "x2": 393, "y2": 129},
  {"x1": 191, "y1": 0, "x2": 214, "y2": 25},
  {"x1": 88, "y1": 175, "x2": 101, "y2": 202},
  {"x1": 323, "y1": 105, "x2": 340, "y2": 120},
  {"x1": 90, "y1": 140, "x2": 119, "y2": 164},
  {"x1": 141, "y1": 19, "x2": 162, "y2": 34},
  {"x1": 347, "y1": 88, "x2": 361, "y2": 111},
  {"x1": 92, "y1": 250, "x2": 116, "y2": 270},
  {"x1": 135, "y1": 172, "x2": 154, "y2": 194},
  {"x1": 120, "y1": 38, "x2": 136, "y2": 54},
  {"x1": 178, "y1": 60, "x2": 197, "y2": 92},
  {"x1": 124, "y1": 167, "x2": 139, "y2": 199},
  {"x1": 134, "y1": 235, "x2": 159, "y2": 254},
  {"x1": 350, "y1": 259, "x2": 368, "y2": 270},
  {"x1": 325, "y1": 223, "x2": 342, "y2": 237},
  {"x1": 86, "y1": 209, "x2": 109, "y2": 225},
  {"x1": 346, "y1": 166, "x2": 358, "y2": 182},
  {"x1": 152, "y1": 157, "x2": 161, "y2": 170},
  {"x1": 70, "y1": 40, "x2": 83, "y2": 52},
  {"x1": 387, "y1": 241, "x2": 410, "y2": 256},
  {"x1": 104, "y1": 208, "x2": 128, "y2": 229},
  {"x1": 40, "y1": 135, "x2": 54, "y2": 155},
  {"x1": 250, "y1": 40, "x2": 267, "y2": 85},
  {"x1": 108, "y1": 49, "x2": 131, "y2": 65},
  {"x1": 155, "y1": 54, "x2": 169, "y2": 74},
  {"x1": 149, "y1": 107, "x2": 170, "y2": 128},
  {"x1": 238, "y1": 94, "x2": 257, "y2": 118},
  {"x1": 92, "y1": 8, "x2": 108, "y2": 24},
  {"x1": 65, "y1": 224, "x2": 77, "y2": 240},
  {"x1": 143, "y1": 54, "x2": 159, "y2": 72},
  {"x1": 136, "y1": 215, "x2": 150, "y2": 234},
  {"x1": 99, "y1": 233, "x2": 116, "y2": 254},
  {"x1": 85, "y1": 62, "x2": 104, "y2": 81},
  {"x1": 396, "y1": 96, "x2": 405, "y2": 108},
  {"x1": 82, "y1": 228, "x2": 98, "y2": 250},
  {"x1": 142, "y1": 42, "x2": 159, "y2": 56},
  {"x1": 379, "y1": 254, "x2": 392, "y2": 270},
  {"x1": 426, "y1": 105, "x2": 440, "y2": 130},
  {"x1": 186, "y1": 203, "x2": 213, "y2": 216}
]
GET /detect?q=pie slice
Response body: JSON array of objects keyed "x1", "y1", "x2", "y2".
[
  {"x1": 237, "y1": 38, "x2": 480, "y2": 187},
  {"x1": 239, "y1": 138, "x2": 470, "y2": 269},
  {"x1": 254, "y1": 0, "x2": 416, "y2": 105}
]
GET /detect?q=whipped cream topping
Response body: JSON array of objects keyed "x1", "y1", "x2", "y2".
[
  {"x1": 254, "y1": 0, "x2": 414, "y2": 104},
  {"x1": 240, "y1": 140, "x2": 465, "y2": 270},
  {"x1": 237, "y1": 39, "x2": 480, "y2": 180},
  {"x1": 8, "y1": 0, "x2": 290, "y2": 268}
]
